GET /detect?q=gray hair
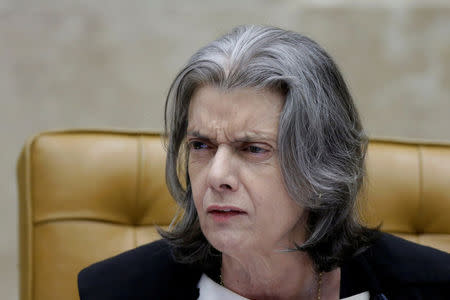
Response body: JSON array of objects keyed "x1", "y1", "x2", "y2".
[{"x1": 160, "y1": 25, "x2": 376, "y2": 272}]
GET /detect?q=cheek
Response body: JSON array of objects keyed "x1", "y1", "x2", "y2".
[
  {"x1": 188, "y1": 164, "x2": 208, "y2": 212},
  {"x1": 249, "y1": 168, "x2": 304, "y2": 232},
  {"x1": 259, "y1": 191, "x2": 302, "y2": 224}
]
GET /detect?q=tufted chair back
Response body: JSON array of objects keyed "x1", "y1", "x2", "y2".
[
  {"x1": 17, "y1": 130, "x2": 450, "y2": 300},
  {"x1": 362, "y1": 139, "x2": 450, "y2": 250}
]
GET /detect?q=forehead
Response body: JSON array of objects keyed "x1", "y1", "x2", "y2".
[{"x1": 187, "y1": 86, "x2": 284, "y2": 142}]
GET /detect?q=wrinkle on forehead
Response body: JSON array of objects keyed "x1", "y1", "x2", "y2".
[{"x1": 187, "y1": 86, "x2": 283, "y2": 144}]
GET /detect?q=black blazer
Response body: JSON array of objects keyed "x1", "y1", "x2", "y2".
[{"x1": 78, "y1": 233, "x2": 450, "y2": 300}]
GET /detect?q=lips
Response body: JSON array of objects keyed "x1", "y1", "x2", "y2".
[{"x1": 207, "y1": 205, "x2": 246, "y2": 222}]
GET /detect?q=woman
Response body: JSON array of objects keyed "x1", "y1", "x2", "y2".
[{"x1": 78, "y1": 25, "x2": 450, "y2": 300}]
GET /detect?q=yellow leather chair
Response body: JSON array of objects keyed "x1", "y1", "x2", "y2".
[{"x1": 17, "y1": 130, "x2": 450, "y2": 300}]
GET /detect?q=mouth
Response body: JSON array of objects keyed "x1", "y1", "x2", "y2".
[{"x1": 207, "y1": 205, "x2": 247, "y2": 222}]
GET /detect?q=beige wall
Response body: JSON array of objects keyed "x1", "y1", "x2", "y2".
[{"x1": 1, "y1": 0, "x2": 449, "y2": 299}]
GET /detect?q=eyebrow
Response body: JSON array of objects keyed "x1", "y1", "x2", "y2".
[{"x1": 186, "y1": 130, "x2": 276, "y2": 144}]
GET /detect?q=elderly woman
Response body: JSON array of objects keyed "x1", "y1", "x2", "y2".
[{"x1": 78, "y1": 25, "x2": 450, "y2": 300}]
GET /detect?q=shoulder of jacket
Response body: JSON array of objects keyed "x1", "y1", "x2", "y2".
[
  {"x1": 78, "y1": 239, "x2": 174, "y2": 281},
  {"x1": 78, "y1": 239, "x2": 201, "y2": 299},
  {"x1": 365, "y1": 232, "x2": 450, "y2": 285}
]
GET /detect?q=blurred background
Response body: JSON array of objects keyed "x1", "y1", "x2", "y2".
[{"x1": 1, "y1": 0, "x2": 449, "y2": 298}]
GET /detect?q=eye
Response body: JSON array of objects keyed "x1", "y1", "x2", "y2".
[
  {"x1": 239, "y1": 143, "x2": 273, "y2": 161},
  {"x1": 189, "y1": 140, "x2": 209, "y2": 150},
  {"x1": 245, "y1": 145, "x2": 266, "y2": 154},
  {"x1": 241, "y1": 144, "x2": 270, "y2": 155}
]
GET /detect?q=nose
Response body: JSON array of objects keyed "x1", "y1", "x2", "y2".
[{"x1": 207, "y1": 145, "x2": 238, "y2": 192}]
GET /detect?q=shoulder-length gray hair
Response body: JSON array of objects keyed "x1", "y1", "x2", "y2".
[{"x1": 160, "y1": 25, "x2": 376, "y2": 272}]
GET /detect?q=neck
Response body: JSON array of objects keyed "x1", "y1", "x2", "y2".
[{"x1": 221, "y1": 250, "x2": 328, "y2": 300}]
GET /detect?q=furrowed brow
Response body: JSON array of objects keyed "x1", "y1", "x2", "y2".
[
  {"x1": 234, "y1": 133, "x2": 276, "y2": 144},
  {"x1": 186, "y1": 130, "x2": 214, "y2": 142},
  {"x1": 186, "y1": 130, "x2": 276, "y2": 145}
]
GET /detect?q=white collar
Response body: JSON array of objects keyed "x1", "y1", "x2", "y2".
[
  {"x1": 197, "y1": 273, "x2": 370, "y2": 300},
  {"x1": 197, "y1": 273, "x2": 249, "y2": 300}
]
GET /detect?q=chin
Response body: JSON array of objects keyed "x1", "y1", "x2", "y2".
[{"x1": 206, "y1": 231, "x2": 250, "y2": 255}]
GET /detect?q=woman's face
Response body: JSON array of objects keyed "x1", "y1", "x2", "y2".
[{"x1": 187, "y1": 86, "x2": 306, "y2": 256}]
